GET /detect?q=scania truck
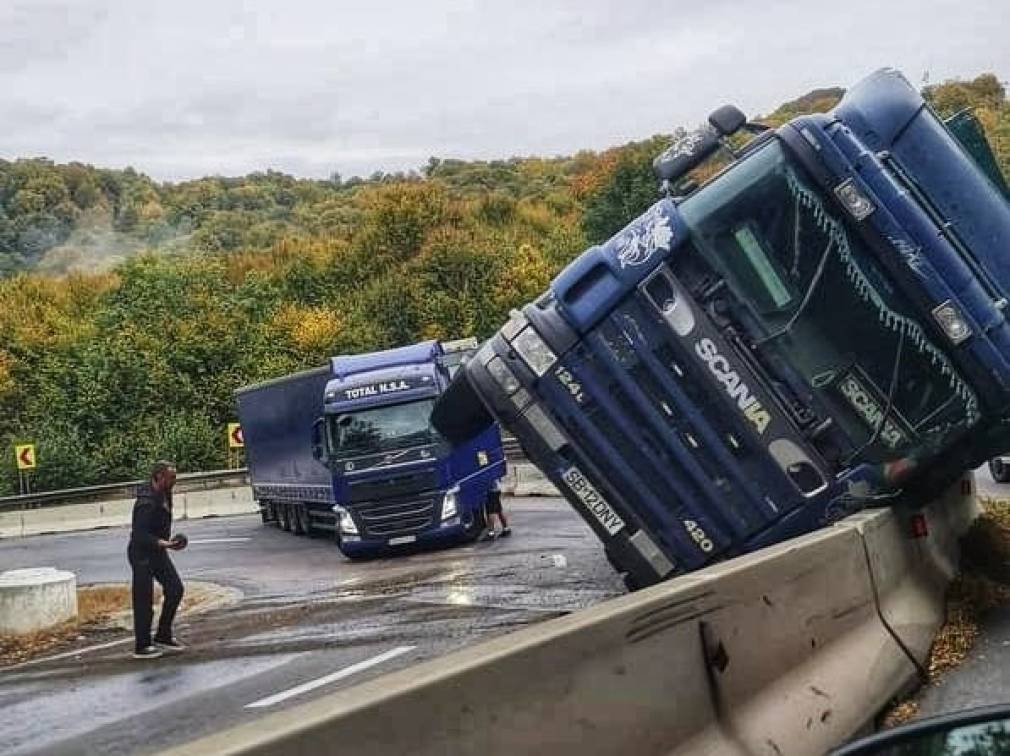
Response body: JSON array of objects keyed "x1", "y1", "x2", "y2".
[
  {"x1": 237, "y1": 339, "x2": 505, "y2": 557},
  {"x1": 435, "y1": 69, "x2": 1010, "y2": 588}
]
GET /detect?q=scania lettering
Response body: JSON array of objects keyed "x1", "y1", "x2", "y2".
[
  {"x1": 694, "y1": 337, "x2": 772, "y2": 434},
  {"x1": 236, "y1": 339, "x2": 505, "y2": 557},
  {"x1": 436, "y1": 69, "x2": 1010, "y2": 589}
]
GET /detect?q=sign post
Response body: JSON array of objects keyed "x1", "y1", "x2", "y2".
[
  {"x1": 14, "y1": 443, "x2": 36, "y2": 495},
  {"x1": 227, "y1": 424, "x2": 244, "y2": 469}
]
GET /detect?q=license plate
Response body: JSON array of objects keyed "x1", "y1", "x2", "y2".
[
  {"x1": 560, "y1": 466, "x2": 626, "y2": 535},
  {"x1": 388, "y1": 535, "x2": 417, "y2": 546}
]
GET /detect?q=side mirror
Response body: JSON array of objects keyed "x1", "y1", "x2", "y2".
[
  {"x1": 311, "y1": 417, "x2": 326, "y2": 462},
  {"x1": 832, "y1": 705, "x2": 1010, "y2": 755},
  {"x1": 653, "y1": 126, "x2": 722, "y2": 185},
  {"x1": 708, "y1": 104, "x2": 747, "y2": 136}
]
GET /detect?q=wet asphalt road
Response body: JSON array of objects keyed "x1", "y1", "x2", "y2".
[
  {"x1": 0, "y1": 496, "x2": 622, "y2": 756},
  {"x1": 2, "y1": 468, "x2": 1007, "y2": 754}
]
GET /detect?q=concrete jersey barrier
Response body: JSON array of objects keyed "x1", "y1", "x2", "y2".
[
  {"x1": 0, "y1": 487, "x2": 259, "y2": 539},
  {"x1": 161, "y1": 476, "x2": 979, "y2": 756}
]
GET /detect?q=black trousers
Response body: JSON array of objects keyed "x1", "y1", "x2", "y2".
[{"x1": 128, "y1": 545, "x2": 184, "y2": 652}]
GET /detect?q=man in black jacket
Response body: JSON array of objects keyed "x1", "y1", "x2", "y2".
[{"x1": 128, "y1": 460, "x2": 186, "y2": 659}]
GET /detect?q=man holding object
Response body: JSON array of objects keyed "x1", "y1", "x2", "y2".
[{"x1": 128, "y1": 460, "x2": 187, "y2": 659}]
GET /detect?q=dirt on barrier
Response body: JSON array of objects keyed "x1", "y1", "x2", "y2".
[
  {"x1": 881, "y1": 500, "x2": 1010, "y2": 728},
  {"x1": 0, "y1": 581, "x2": 238, "y2": 666}
]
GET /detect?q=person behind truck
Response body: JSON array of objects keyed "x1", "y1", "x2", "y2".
[
  {"x1": 128, "y1": 460, "x2": 187, "y2": 659},
  {"x1": 484, "y1": 476, "x2": 511, "y2": 540}
]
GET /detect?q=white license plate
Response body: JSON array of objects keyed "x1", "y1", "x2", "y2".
[
  {"x1": 561, "y1": 466, "x2": 625, "y2": 535},
  {"x1": 388, "y1": 535, "x2": 417, "y2": 546}
]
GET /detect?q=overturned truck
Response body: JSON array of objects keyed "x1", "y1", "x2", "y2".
[{"x1": 434, "y1": 68, "x2": 1010, "y2": 589}]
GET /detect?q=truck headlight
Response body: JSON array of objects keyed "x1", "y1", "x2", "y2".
[
  {"x1": 932, "y1": 300, "x2": 972, "y2": 345},
  {"x1": 442, "y1": 487, "x2": 459, "y2": 520},
  {"x1": 512, "y1": 326, "x2": 556, "y2": 377},
  {"x1": 486, "y1": 356, "x2": 521, "y2": 394},
  {"x1": 331, "y1": 506, "x2": 359, "y2": 535}
]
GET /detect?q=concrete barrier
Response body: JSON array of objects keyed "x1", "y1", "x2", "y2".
[
  {"x1": 179, "y1": 488, "x2": 258, "y2": 520},
  {"x1": 162, "y1": 476, "x2": 977, "y2": 756},
  {"x1": 502, "y1": 461, "x2": 560, "y2": 497},
  {"x1": 0, "y1": 567, "x2": 78, "y2": 634},
  {"x1": 0, "y1": 487, "x2": 259, "y2": 539}
]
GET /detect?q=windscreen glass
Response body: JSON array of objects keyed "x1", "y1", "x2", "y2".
[
  {"x1": 679, "y1": 141, "x2": 979, "y2": 461},
  {"x1": 329, "y1": 400, "x2": 438, "y2": 458}
]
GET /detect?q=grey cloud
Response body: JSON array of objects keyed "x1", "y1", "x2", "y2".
[{"x1": 0, "y1": 0, "x2": 1006, "y2": 181}]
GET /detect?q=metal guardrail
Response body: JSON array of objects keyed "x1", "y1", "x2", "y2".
[
  {"x1": 0, "y1": 469, "x2": 250, "y2": 512},
  {"x1": 0, "y1": 436, "x2": 525, "y2": 512}
]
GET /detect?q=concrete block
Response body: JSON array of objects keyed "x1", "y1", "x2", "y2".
[
  {"x1": 18, "y1": 498, "x2": 134, "y2": 537},
  {"x1": 0, "y1": 567, "x2": 77, "y2": 635},
  {"x1": 0, "y1": 511, "x2": 24, "y2": 538},
  {"x1": 181, "y1": 488, "x2": 258, "y2": 520},
  {"x1": 510, "y1": 462, "x2": 560, "y2": 497}
]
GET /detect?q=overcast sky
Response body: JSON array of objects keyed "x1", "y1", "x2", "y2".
[{"x1": 2, "y1": 0, "x2": 1008, "y2": 182}]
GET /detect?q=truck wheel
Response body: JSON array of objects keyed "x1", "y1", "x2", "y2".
[
  {"x1": 990, "y1": 459, "x2": 1010, "y2": 483},
  {"x1": 291, "y1": 503, "x2": 307, "y2": 536},
  {"x1": 462, "y1": 505, "x2": 486, "y2": 542},
  {"x1": 300, "y1": 505, "x2": 317, "y2": 537},
  {"x1": 260, "y1": 502, "x2": 273, "y2": 525},
  {"x1": 278, "y1": 502, "x2": 293, "y2": 532}
]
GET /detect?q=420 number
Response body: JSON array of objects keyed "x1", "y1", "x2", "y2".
[{"x1": 683, "y1": 519, "x2": 714, "y2": 553}]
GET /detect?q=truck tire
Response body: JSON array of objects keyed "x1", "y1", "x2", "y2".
[
  {"x1": 299, "y1": 505, "x2": 317, "y2": 537},
  {"x1": 462, "y1": 505, "x2": 486, "y2": 542},
  {"x1": 260, "y1": 502, "x2": 273, "y2": 525},
  {"x1": 990, "y1": 458, "x2": 1010, "y2": 483},
  {"x1": 291, "y1": 503, "x2": 307, "y2": 536},
  {"x1": 278, "y1": 502, "x2": 293, "y2": 532}
]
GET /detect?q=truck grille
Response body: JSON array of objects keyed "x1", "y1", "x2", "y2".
[
  {"x1": 545, "y1": 298, "x2": 800, "y2": 566},
  {"x1": 356, "y1": 496, "x2": 436, "y2": 537},
  {"x1": 346, "y1": 468, "x2": 439, "y2": 503}
]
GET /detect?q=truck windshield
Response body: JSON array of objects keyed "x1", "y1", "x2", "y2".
[
  {"x1": 679, "y1": 140, "x2": 979, "y2": 462},
  {"x1": 330, "y1": 400, "x2": 438, "y2": 458}
]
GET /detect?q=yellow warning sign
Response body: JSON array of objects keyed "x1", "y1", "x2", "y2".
[
  {"x1": 15, "y1": 444, "x2": 36, "y2": 470},
  {"x1": 227, "y1": 423, "x2": 244, "y2": 448}
]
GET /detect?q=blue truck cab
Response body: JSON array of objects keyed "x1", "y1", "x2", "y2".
[
  {"x1": 237, "y1": 339, "x2": 505, "y2": 557},
  {"x1": 436, "y1": 69, "x2": 1010, "y2": 588}
]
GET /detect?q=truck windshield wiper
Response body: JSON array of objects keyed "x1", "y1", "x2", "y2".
[{"x1": 756, "y1": 235, "x2": 835, "y2": 346}]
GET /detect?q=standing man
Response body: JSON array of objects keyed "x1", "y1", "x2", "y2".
[{"x1": 128, "y1": 460, "x2": 187, "y2": 659}]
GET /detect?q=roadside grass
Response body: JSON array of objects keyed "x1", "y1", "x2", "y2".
[{"x1": 881, "y1": 496, "x2": 1010, "y2": 728}]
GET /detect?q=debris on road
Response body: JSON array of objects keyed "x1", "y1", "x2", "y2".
[{"x1": 881, "y1": 500, "x2": 1010, "y2": 727}]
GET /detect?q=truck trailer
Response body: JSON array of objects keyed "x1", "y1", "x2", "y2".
[
  {"x1": 237, "y1": 339, "x2": 505, "y2": 557},
  {"x1": 435, "y1": 69, "x2": 1010, "y2": 589}
]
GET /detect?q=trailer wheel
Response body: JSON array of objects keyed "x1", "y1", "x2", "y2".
[
  {"x1": 291, "y1": 503, "x2": 307, "y2": 536},
  {"x1": 990, "y1": 458, "x2": 1010, "y2": 483},
  {"x1": 299, "y1": 505, "x2": 317, "y2": 537},
  {"x1": 278, "y1": 502, "x2": 293, "y2": 532}
]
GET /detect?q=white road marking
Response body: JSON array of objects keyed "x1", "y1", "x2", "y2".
[
  {"x1": 186, "y1": 537, "x2": 251, "y2": 545},
  {"x1": 6, "y1": 637, "x2": 132, "y2": 669},
  {"x1": 551, "y1": 554, "x2": 568, "y2": 568},
  {"x1": 244, "y1": 646, "x2": 416, "y2": 709}
]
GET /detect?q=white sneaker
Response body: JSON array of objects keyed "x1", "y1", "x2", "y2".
[{"x1": 132, "y1": 646, "x2": 163, "y2": 660}]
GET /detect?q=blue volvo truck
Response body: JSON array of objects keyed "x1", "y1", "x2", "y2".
[
  {"x1": 236, "y1": 339, "x2": 505, "y2": 557},
  {"x1": 435, "y1": 69, "x2": 1010, "y2": 589}
]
